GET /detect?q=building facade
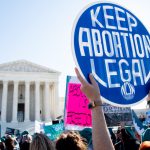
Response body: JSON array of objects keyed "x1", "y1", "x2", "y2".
[{"x1": 0, "y1": 60, "x2": 60, "y2": 123}]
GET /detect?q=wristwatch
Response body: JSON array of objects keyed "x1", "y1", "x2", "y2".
[{"x1": 88, "y1": 100, "x2": 102, "y2": 109}]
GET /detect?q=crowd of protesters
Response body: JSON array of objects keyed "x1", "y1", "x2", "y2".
[
  {"x1": 0, "y1": 68, "x2": 150, "y2": 150},
  {"x1": 0, "y1": 122, "x2": 150, "y2": 150}
]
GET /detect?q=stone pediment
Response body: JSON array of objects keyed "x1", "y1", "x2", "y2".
[{"x1": 0, "y1": 60, "x2": 59, "y2": 73}]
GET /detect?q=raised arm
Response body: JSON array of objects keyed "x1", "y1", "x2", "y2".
[{"x1": 75, "y1": 68, "x2": 114, "y2": 150}]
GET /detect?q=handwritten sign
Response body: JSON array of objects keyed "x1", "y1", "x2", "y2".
[{"x1": 65, "y1": 83, "x2": 92, "y2": 127}]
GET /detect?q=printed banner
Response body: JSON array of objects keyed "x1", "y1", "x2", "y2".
[
  {"x1": 104, "y1": 104, "x2": 133, "y2": 126},
  {"x1": 72, "y1": 1, "x2": 150, "y2": 106},
  {"x1": 103, "y1": 103, "x2": 131, "y2": 113}
]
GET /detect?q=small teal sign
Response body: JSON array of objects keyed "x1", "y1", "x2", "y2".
[{"x1": 44, "y1": 123, "x2": 64, "y2": 140}]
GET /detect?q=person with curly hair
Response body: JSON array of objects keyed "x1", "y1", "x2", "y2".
[{"x1": 56, "y1": 131, "x2": 87, "y2": 150}]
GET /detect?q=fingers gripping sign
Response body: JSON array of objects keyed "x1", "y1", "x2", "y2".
[{"x1": 75, "y1": 67, "x2": 101, "y2": 101}]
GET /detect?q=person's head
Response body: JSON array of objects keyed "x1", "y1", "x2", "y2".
[
  {"x1": 5, "y1": 135, "x2": 15, "y2": 150},
  {"x1": 120, "y1": 128, "x2": 133, "y2": 142},
  {"x1": 56, "y1": 131, "x2": 87, "y2": 150},
  {"x1": 139, "y1": 141, "x2": 150, "y2": 150},
  {"x1": 22, "y1": 134, "x2": 32, "y2": 143},
  {"x1": 20, "y1": 141, "x2": 30, "y2": 150},
  {"x1": 0, "y1": 141, "x2": 6, "y2": 150},
  {"x1": 30, "y1": 133, "x2": 55, "y2": 150},
  {"x1": 20, "y1": 134, "x2": 32, "y2": 150},
  {"x1": 116, "y1": 129, "x2": 122, "y2": 140}
]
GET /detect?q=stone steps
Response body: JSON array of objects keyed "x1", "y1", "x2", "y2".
[{"x1": 0, "y1": 121, "x2": 35, "y2": 136}]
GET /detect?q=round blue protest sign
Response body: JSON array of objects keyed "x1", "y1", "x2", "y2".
[{"x1": 72, "y1": 2, "x2": 150, "y2": 106}]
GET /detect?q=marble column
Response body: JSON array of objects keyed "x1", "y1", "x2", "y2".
[
  {"x1": 49, "y1": 84, "x2": 54, "y2": 119},
  {"x1": 1, "y1": 81, "x2": 8, "y2": 122},
  {"x1": 24, "y1": 81, "x2": 30, "y2": 122},
  {"x1": 53, "y1": 82, "x2": 59, "y2": 119},
  {"x1": 44, "y1": 82, "x2": 50, "y2": 121},
  {"x1": 12, "y1": 81, "x2": 19, "y2": 122},
  {"x1": 35, "y1": 81, "x2": 40, "y2": 121}
]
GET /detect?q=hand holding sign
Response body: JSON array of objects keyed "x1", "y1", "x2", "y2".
[
  {"x1": 75, "y1": 67, "x2": 101, "y2": 102},
  {"x1": 75, "y1": 68, "x2": 115, "y2": 150},
  {"x1": 72, "y1": 2, "x2": 150, "y2": 106}
]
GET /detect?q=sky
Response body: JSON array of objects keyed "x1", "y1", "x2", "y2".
[{"x1": 0, "y1": 0, "x2": 149, "y2": 109}]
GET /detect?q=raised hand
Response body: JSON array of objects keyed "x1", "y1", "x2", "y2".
[{"x1": 75, "y1": 67, "x2": 101, "y2": 102}]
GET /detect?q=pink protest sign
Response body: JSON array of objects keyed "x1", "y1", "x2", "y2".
[{"x1": 65, "y1": 83, "x2": 92, "y2": 127}]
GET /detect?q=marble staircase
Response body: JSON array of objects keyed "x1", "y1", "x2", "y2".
[{"x1": 0, "y1": 121, "x2": 35, "y2": 136}]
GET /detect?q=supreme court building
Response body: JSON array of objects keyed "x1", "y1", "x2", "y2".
[{"x1": 0, "y1": 60, "x2": 60, "y2": 124}]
